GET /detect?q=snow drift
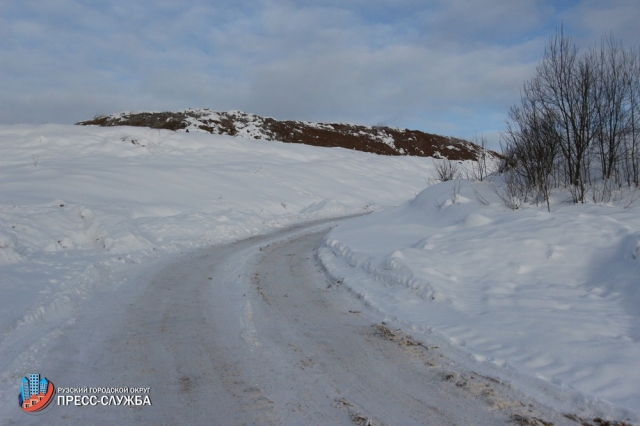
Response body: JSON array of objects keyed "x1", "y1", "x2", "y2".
[{"x1": 319, "y1": 178, "x2": 640, "y2": 419}]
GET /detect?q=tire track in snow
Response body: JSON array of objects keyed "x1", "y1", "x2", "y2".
[{"x1": 0, "y1": 217, "x2": 595, "y2": 425}]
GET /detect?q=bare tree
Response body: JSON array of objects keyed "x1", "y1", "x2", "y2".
[
  {"x1": 592, "y1": 36, "x2": 632, "y2": 183},
  {"x1": 503, "y1": 96, "x2": 559, "y2": 211},
  {"x1": 623, "y1": 48, "x2": 640, "y2": 186},
  {"x1": 502, "y1": 27, "x2": 640, "y2": 206},
  {"x1": 533, "y1": 29, "x2": 601, "y2": 202}
]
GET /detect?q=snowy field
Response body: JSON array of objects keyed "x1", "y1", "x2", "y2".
[{"x1": 1, "y1": 123, "x2": 639, "y2": 423}]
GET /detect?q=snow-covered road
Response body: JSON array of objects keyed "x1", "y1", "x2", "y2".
[{"x1": 8, "y1": 218, "x2": 583, "y2": 425}]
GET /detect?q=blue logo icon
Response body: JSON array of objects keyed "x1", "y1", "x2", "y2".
[{"x1": 18, "y1": 373, "x2": 55, "y2": 413}]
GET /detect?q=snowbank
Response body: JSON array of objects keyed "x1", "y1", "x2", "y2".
[
  {"x1": 319, "y1": 178, "x2": 640, "y2": 420},
  {"x1": 0, "y1": 123, "x2": 434, "y2": 348}
]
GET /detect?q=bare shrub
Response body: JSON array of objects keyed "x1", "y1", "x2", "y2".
[
  {"x1": 623, "y1": 186, "x2": 640, "y2": 208},
  {"x1": 452, "y1": 179, "x2": 462, "y2": 203},
  {"x1": 471, "y1": 185, "x2": 490, "y2": 206},
  {"x1": 590, "y1": 179, "x2": 622, "y2": 204},
  {"x1": 469, "y1": 134, "x2": 490, "y2": 181},
  {"x1": 434, "y1": 159, "x2": 459, "y2": 181},
  {"x1": 490, "y1": 173, "x2": 528, "y2": 210}
]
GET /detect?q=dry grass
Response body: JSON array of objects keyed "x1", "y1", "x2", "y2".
[{"x1": 78, "y1": 110, "x2": 495, "y2": 161}]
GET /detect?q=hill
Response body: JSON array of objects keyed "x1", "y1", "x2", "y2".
[{"x1": 77, "y1": 109, "x2": 488, "y2": 161}]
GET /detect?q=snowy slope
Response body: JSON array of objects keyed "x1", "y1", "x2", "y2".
[
  {"x1": 319, "y1": 178, "x2": 640, "y2": 422},
  {"x1": 0, "y1": 124, "x2": 436, "y2": 367}
]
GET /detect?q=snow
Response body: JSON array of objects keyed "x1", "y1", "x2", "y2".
[
  {"x1": 0, "y1": 123, "x2": 433, "y2": 389},
  {"x1": 0, "y1": 121, "x2": 432, "y2": 329},
  {"x1": 1, "y1": 122, "x2": 639, "y2": 423},
  {"x1": 319, "y1": 178, "x2": 640, "y2": 421}
]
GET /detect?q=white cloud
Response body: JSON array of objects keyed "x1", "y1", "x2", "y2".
[
  {"x1": 1, "y1": 0, "x2": 639, "y2": 148},
  {"x1": 563, "y1": 0, "x2": 640, "y2": 47}
]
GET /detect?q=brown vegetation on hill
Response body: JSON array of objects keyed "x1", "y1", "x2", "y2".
[{"x1": 78, "y1": 110, "x2": 492, "y2": 161}]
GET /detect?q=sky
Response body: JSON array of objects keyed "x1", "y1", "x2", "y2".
[{"x1": 2, "y1": 0, "x2": 640, "y2": 150}]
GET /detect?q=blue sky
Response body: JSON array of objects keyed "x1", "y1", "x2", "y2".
[{"x1": 2, "y1": 0, "x2": 639, "y2": 149}]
